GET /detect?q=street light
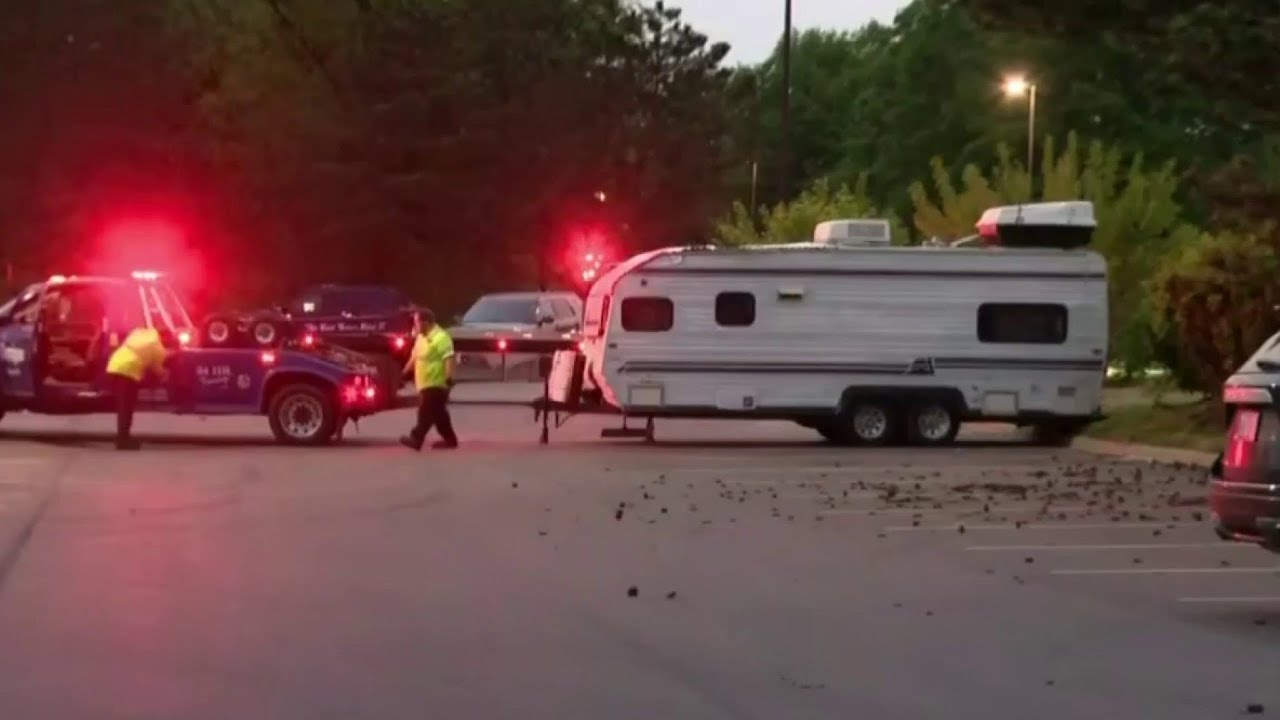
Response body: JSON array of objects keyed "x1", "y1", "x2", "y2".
[{"x1": 1002, "y1": 74, "x2": 1037, "y2": 178}]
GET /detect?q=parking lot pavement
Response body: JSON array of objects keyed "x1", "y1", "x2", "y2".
[{"x1": 0, "y1": 408, "x2": 1275, "y2": 719}]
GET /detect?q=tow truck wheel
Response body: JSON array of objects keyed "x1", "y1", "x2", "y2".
[
  {"x1": 251, "y1": 318, "x2": 280, "y2": 347},
  {"x1": 268, "y1": 384, "x2": 337, "y2": 446},
  {"x1": 204, "y1": 317, "x2": 234, "y2": 346}
]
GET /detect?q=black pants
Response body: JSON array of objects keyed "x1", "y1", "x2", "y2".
[
  {"x1": 410, "y1": 387, "x2": 457, "y2": 446},
  {"x1": 111, "y1": 374, "x2": 139, "y2": 442}
]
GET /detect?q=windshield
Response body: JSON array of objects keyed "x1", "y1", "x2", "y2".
[{"x1": 461, "y1": 296, "x2": 540, "y2": 325}]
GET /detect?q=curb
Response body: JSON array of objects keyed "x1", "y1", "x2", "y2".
[{"x1": 1070, "y1": 436, "x2": 1218, "y2": 468}]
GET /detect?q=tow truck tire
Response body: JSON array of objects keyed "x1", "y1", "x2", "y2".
[
  {"x1": 204, "y1": 316, "x2": 235, "y2": 347},
  {"x1": 267, "y1": 384, "x2": 337, "y2": 446},
  {"x1": 251, "y1": 318, "x2": 281, "y2": 347}
]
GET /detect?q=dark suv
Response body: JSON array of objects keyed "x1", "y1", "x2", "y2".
[{"x1": 1210, "y1": 335, "x2": 1280, "y2": 553}]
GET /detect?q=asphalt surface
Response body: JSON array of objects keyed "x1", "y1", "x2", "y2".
[{"x1": 0, "y1": 387, "x2": 1275, "y2": 719}]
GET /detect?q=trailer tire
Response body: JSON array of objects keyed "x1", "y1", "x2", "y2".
[
  {"x1": 905, "y1": 402, "x2": 960, "y2": 447},
  {"x1": 267, "y1": 383, "x2": 337, "y2": 446},
  {"x1": 836, "y1": 401, "x2": 898, "y2": 446},
  {"x1": 251, "y1": 317, "x2": 282, "y2": 347},
  {"x1": 203, "y1": 316, "x2": 236, "y2": 347}
]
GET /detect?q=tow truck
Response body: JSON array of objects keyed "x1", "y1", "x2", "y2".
[{"x1": 0, "y1": 272, "x2": 386, "y2": 445}]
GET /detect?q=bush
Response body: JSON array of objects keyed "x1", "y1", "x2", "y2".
[
  {"x1": 715, "y1": 176, "x2": 906, "y2": 245},
  {"x1": 1150, "y1": 231, "x2": 1280, "y2": 393}
]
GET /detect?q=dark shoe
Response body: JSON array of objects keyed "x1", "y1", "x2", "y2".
[
  {"x1": 399, "y1": 436, "x2": 423, "y2": 451},
  {"x1": 116, "y1": 438, "x2": 141, "y2": 451},
  {"x1": 431, "y1": 440, "x2": 459, "y2": 450}
]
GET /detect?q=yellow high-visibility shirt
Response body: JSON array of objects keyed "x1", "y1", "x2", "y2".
[
  {"x1": 106, "y1": 328, "x2": 168, "y2": 382},
  {"x1": 413, "y1": 326, "x2": 454, "y2": 390}
]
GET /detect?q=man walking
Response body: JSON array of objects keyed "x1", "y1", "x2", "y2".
[
  {"x1": 105, "y1": 326, "x2": 173, "y2": 451},
  {"x1": 400, "y1": 307, "x2": 459, "y2": 450}
]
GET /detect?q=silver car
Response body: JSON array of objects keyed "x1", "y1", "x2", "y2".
[{"x1": 450, "y1": 291, "x2": 582, "y2": 381}]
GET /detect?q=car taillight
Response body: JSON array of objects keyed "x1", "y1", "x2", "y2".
[{"x1": 1225, "y1": 408, "x2": 1261, "y2": 470}]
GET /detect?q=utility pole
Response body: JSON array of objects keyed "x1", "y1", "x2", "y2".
[{"x1": 779, "y1": 0, "x2": 793, "y2": 203}]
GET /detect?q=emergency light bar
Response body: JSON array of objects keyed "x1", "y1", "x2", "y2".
[{"x1": 131, "y1": 270, "x2": 162, "y2": 281}]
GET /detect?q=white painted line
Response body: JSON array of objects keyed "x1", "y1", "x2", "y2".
[
  {"x1": 1177, "y1": 596, "x2": 1280, "y2": 604},
  {"x1": 826, "y1": 504, "x2": 1092, "y2": 518},
  {"x1": 622, "y1": 463, "x2": 1066, "y2": 477},
  {"x1": 886, "y1": 522, "x2": 1193, "y2": 533},
  {"x1": 1051, "y1": 567, "x2": 1278, "y2": 576},
  {"x1": 967, "y1": 543, "x2": 1248, "y2": 552}
]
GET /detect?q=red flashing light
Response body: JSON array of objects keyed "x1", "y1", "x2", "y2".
[{"x1": 260, "y1": 350, "x2": 277, "y2": 366}]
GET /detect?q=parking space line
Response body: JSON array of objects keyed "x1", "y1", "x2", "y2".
[
  {"x1": 887, "y1": 521, "x2": 1194, "y2": 533},
  {"x1": 966, "y1": 543, "x2": 1244, "y2": 552},
  {"x1": 825, "y1": 505, "x2": 1092, "y2": 518},
  {"x1": 1177, "y1": 596, "x2": 1280, "y2": 604},
  {"x1": 1051, "y1": 567, "x2": 1278, "y2": 576}
]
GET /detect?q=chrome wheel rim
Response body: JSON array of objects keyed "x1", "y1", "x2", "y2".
[
  {"x1": 253, "y1": 322, "x2": 277, "y2": 345},
  {"x1": 280, "y1": 394, "x2": 324, "y2": 438},
  {"x1": 852, "y1": 405, "x2": 888, "y2": 440},
  {"x1": 917, "y1": 405, "x2": 953, "y2": 442},
  {"x1": 207, "y1": 321, "x2": 229, "y2": 344}
]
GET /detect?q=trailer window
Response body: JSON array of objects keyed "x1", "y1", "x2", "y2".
[
  {"x1": 977, "y1": 303, "x2": 1068, "y2": 344},
  {"x1": 715, "y1": 292, "x2": 756, "y2": 327},
  {"x1": 620, "y1": 297, "x2": 673, "y2": 332}
]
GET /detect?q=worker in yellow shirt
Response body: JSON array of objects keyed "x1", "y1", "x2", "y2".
[
  {"x1": 399, "y1": 307, "x2": 458, "y2": 450},
  {"x1": 105, "y1": 327, "x2": 174, "y2": 450}
]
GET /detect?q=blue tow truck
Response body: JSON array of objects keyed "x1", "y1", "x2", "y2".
[{"x1": 0, "y1": 272, "x2": 387, "y2": 445}]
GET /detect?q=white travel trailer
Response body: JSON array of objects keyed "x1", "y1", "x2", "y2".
[{"x1": 551, "y1": 201, "x2": 1108, "y2": 446}]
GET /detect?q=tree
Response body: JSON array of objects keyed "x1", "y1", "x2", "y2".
[
  {"x1": 715, "y1": 176, "x2": 903, "y2": 246},
  {"x1": 1151, "y1": 231, "x2": 1280, "y2": 393},
  {"x1": 910, "y1": 132, "x2": 1198, "y2": 372}
]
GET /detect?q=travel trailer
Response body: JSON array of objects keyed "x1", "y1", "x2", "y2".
[{"x1": 549, "y1": 201, "x2": 1108, "y2": 446}]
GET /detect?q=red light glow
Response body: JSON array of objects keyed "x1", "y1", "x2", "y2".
[
  {"x1": 85, "y1": 217, "x2": 205, "y2": 293},
  {"x1": 392, "y1": 335, "x2": 407, "y2": 351},
  {"x1": 177, "y1": 330, "x2": 192, "y2": 346},
  {"x1": 363, "y1": 387, "x2": 377, "y2": 400},
  {"x1": 301, "y1": 333, "x2": 316, "y2": 348},
  {"x1": 496, "y1": 338, "x2": 509, "y2": 352},
  {"x1": 260, "y1": 351, "x2": 277, "y2": 366}
]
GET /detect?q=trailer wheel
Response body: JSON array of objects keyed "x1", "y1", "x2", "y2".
[
  {"x1": 251, "y1": 318, "x2": 281, "y2": 347},
  {"x1": 267, "y1": 384, "x2": 337, "y2": 446},
  {"x1": 841, "y1": 401, "x2": 898, "y2": 446},
  {"x1": 906, "y1": 402, "x2": 959, "y2": 446},
  {"x1": 204, "y1": 316, "x2": 234, "y2": 346}
]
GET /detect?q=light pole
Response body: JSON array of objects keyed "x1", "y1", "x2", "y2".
[
  {"x1": 779, "y1": 0, "x2": 792, "y2": 203},
  {"x1": 1002, "y1": 75, "x2": 1037, "y2": 179}
]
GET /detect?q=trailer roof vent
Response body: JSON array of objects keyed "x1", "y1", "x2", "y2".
[
  {"x1": 813, "y1": 219, "x2": 892, "y2": 247},
  {"x1": 975, "y1": 201, "x2": 1096, "y2": 250}
]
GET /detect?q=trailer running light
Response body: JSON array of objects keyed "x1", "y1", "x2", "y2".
[{"x1": 260, "y1": 350, "x2": 277, "y2": 366}]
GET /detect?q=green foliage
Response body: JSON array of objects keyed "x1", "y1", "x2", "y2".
[
  {"x1": 715, "y1": 177, "x2": 903, "y2": 246},
  {"x1": 909, "y1": 132, "x2": 1196, "y2": 372},
  {"x1": 1151, "y1": 232, "x2": 1280, "y2": 392}
]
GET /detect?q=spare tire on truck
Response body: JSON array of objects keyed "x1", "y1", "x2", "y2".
[{"x1": 250, "y1": 315, "x2": 283, "y2": 347}]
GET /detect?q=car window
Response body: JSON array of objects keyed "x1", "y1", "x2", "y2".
[
  {"x1": 462, "y1": 296, "x2": 540, "y2": 325},
  {"x1": 0, "y1": 285, "x2": 41, "y2": 323},
  {"x1": 551, "y1": 299, "x2": 576, "y2": 320}
]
